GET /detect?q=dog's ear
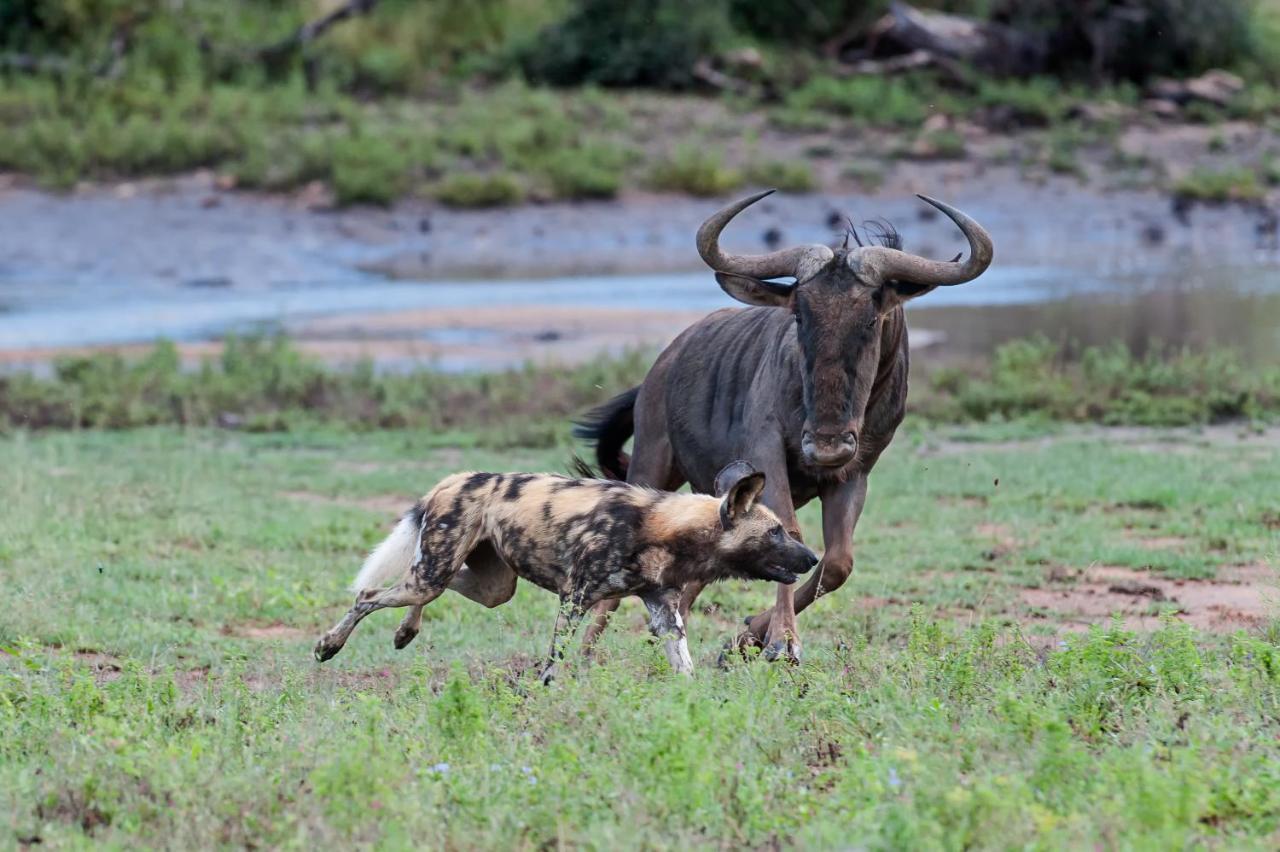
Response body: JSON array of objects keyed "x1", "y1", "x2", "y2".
[{"x1": 716, "y1": 461, "x2": 765, "y2": 528}]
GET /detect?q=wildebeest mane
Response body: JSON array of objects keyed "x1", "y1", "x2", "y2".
[{"x1": 843, "y1": 217, "x2": 903, "y2": 251}]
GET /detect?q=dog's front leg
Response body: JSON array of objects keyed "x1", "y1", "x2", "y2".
[
  {"x1": 541, "y1": 596, "x2": 586, "y2": 685},
  {"x1": 642, "y1": 588, "x2": 694, "y2": 676}
]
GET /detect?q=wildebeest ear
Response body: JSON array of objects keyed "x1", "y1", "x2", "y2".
[
  {"x1": 718, "y1": 466, "x2": 766, "y2": 528},
  {"x1": 716, "y1": 272, "x2": 794, "y2": 308},
  {"x1": 885, "y1": 279, "x2": 935, "y2": 301}
]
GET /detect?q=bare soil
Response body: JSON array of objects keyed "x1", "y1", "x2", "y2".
[{"x1": 1021, "y1": 563, "x2": 1277, "y2": 633}]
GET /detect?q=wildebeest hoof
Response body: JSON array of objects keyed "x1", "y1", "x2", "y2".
[
  {"x1": 762, "y1": 637, "x2": 802, "y2": 665},
  {"x1": 393, "y1": 625, "x2": 419, "y2": 650},
  {"x1": 314, "y1": 638, "x2": 340, "y2": 662}
]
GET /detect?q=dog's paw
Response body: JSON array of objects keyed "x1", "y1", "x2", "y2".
[
  {"x1": 313, "y1": 638, "x2": 340, "y2": 663},
  {"x1": 393, "y1": 625, "x2": 419, "y2": 650}
]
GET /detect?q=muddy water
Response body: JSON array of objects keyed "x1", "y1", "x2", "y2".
[{"x1": 1, "y1": 172, "x2": 1278, "y2": 370}]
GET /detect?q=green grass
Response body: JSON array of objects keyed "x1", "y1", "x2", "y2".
[
  {"x1": 647, "y1": 144, "x2": 742, "y2": 197},
  {"x1": 1, "y1": 422, "x2": 1277, "y2": 847},
  {"x1": 1172, "y1": 166, "x2": 1267, "y2": 203}
]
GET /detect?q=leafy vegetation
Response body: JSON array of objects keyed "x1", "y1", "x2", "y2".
[
  {"x1": 1, "y1": 420, "x2": 1277, "y2": 846},
  {"x1": 918, "y1": 336, "x2": 1280, "y2": 426},
  {"x1": 2, "y1": 335, "x2": 1277, "y2": 439},
  {"x1": 1172, "y1": 165, "x2": 1267, "y2": 203},
  {"x1": 1, "y1": 1, "x2": 1279, "y2": 203}
]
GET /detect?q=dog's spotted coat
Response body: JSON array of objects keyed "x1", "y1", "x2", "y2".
[{"x1": 314, "y1": 463, "x2": 818, "y2": 680}]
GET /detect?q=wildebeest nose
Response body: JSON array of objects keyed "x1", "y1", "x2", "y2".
[{"x1": 801, "y1": 429, "x2": 857, "y2": 467}]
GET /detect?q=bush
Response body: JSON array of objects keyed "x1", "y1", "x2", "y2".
[
  {"x1": 647, "y1": 144, "x2": 742, "y2": 196},
  {"x1": 1172, "y1": 166, "x2": 1264, "y2": 203},
  {"x1": 743, "y1": 158, "x2": 818, "y2": 192},
  {"x1": 537, "y1": 144, "x2": 630, "y2": 200},
  {"x1": 435, "y1": 172, "x2": 525, "y2": 207},
  {"x1": 330, "y1": 134, "x2": 408, "y2": 206},
  {"x1": 783, "y1": 75, "x2": 938, "y2": 127},
  {"x1": 517, "y1": 0, "x2": 733, "y2": 88}
]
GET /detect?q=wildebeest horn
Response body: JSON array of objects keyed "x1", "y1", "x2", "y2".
[
  {"x1": 696, "y1": 189, "x2": 832, "y2": 280},
  {"x1": 853, "y1": 196, "x2": 993, "y2": 288}
]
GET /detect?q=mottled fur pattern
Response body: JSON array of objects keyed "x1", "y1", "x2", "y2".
[{"x1": 314, "y1": 465, "x2": 817, "y2": 681}]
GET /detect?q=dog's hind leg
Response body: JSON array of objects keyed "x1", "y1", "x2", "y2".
[
  {"x1": 642, "y1": 588, "x2": 694, "y2": 676},
  {"x1": 315, "y1": 582, "x2": 445, "y2": 662},
  {"x1": 394, "y1": 605, "x2": 424, "y2": 649},
  {"x1": 318, "y1": 498, "x2": 482, "y2": 661}
]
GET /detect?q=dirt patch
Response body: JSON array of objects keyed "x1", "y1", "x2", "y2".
[
  {"x1": 221, "y1": 622, "x2": 310, "y2": 641},
  {"x1": 1123, "y1": 530, "x2": 1190, "y2": 550},
  {"x1": 280, "y1": 489, "x2": 411, "y2": 516},
  {"x1": 73, "y1": 649, "x2": 124, "y2": 683},
  {"x1": 1021, "y1": 563, "x2": 1278, "y2": 632}
]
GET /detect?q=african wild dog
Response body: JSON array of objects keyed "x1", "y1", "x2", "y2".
[{"x1": 313, "y1": 461, "x2": 818, "y2": 681}]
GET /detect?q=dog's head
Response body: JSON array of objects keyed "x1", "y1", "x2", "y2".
[{"x1": 712, "y1": 461, "x2": 819, "y2": 584}]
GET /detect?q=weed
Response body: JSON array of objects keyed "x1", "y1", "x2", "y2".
[
  {"x1": 434, "y1": 172, "x2": 525, "y2": 208},
  {"x1": 648, "y1": 144, "x2": 742, "y2": 196},
  {"x1": 742, "y1": 158, "x2": 817, "y2": 192},
  {"x1": 1172, "y1": 166, "x2": 1265, "y2": 203}
]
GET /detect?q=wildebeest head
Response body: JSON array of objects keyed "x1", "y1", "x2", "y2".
[
  {"x1": 712, "y1": 461, "x2": 819, "y2": 584},
  {"x1": 697, "y1": 190, "x2": 993, "y2": 470}
]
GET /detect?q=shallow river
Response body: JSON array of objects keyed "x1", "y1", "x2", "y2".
[{"x1": 1, "y1": 175, "x2": 1278, "y2": 371}]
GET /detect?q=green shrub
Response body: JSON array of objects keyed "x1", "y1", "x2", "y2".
[
  {"x1": 330, "y1": 135, "x2": 407, "y2": 206},
  {"x1": 647, "y1": 144, "x2": 742, "y2": 196},
  {"x1": 783, "y1": 74, "x2": 937, "y2": 127},
  {"x1": 517, "y1": 0, "x2": 732, "y2": 89},
  {"x1": 1172, "y1": 166, "x2": 1264, "y2": 203},
  {"x1": 537, "y1": 143, "x2": 630, "y2": 199},
  {"x1": 743, "y1": 158, "x2": 817, "y2": 192},
  {"x1": 435, "y1": 172, "x2": 525, "y2": 208}
]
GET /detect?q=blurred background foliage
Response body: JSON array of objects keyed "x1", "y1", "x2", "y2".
[
  {"x1": 2, "y1": 0, "x2": 1276, "y2": 91},
  {"x1": 1, "y1": 0, "x2": 1279, "y2": 202}
]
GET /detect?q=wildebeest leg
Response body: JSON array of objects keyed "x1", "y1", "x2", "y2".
[
  {"x1": 740, "y1": 474, "x2": 868, "y2": 653},
  {"x1": 792, "y1": 475, "x2": 867, "y2": 616},
  {"x1": 541, "y1": 596, "x2": 587, "y2": 685},
  {"x1": 732, "y1": 470, "x2": 805, "y2": 663},
  {"x1": 643, "y1": 587, "x2": 694, "y2": 675},
  {"x1": 580, "y1": 430, "x2": 684, "y2": 655}
]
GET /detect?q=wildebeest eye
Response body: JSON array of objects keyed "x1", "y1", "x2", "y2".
[{"x1": 771, "y1": 526, "x2": 786, "y2": 541}]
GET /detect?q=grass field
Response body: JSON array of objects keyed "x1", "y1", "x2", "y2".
[{"x1": 2, "y1": 422, "x2": 1279, "y2": 848}]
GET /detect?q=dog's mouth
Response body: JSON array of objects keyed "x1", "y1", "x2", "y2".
[{"x1": 760, "y1": 565, "x2": 799, "y2": 585}]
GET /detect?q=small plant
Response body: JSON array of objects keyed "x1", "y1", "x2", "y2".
[
  {"x1": 842, "y1": 160, "x2": 885, "y2": 192},
  {"x1": 1172, "y1": 167, "x2": 1264, "y2": 203},
  {"x1": 435, "y1": 172, "x2": 525, "y2": 208},
  {"x1": 743, "y1": 159, "x2": 817, "y2": 192},
  {"x1": 647, "y1": 145, "x2": 742, "y2": 196}
]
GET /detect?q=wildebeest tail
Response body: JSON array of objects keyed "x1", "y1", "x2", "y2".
[
  {"x1": 572, "y1": 386, "x2": 639, "y2": 480},
  {"x1": 351, "y1": 504, "x2": 425, "y2": 592}
]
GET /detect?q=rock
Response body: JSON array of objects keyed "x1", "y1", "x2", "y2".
[
  {"x1": 1142, "y1": 98, "x2": 1181, "y2": 120},
  {"x1": 722, "y1": 47, "x2": 764, "y2": 72},
  {"x1": 1067, "y1": 101, "x2": 1129, "y2": 126},
  {"x1": 922, "y1": 113, "x2": 951, "y2": 133},
  {"x1": 1147, "y1": 70, "x2": 1244, "y2": 108},
  {"x1": 762, "y1": 226, "x2": 783, "y2": 249},
  {"x1": 1185, "y1": 70, "x2": 1245, "y2": 107},
  {"x1": 183, "y1": 276, "x2": 232, "y2": 289}
]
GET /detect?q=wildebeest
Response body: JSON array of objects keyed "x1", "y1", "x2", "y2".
[
  {"x1": 313, "y1": 463, "x2": 818, "y2": 682},
  {"x1": 575, "y1": 190, "x2": 993, "y2": 662}
]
